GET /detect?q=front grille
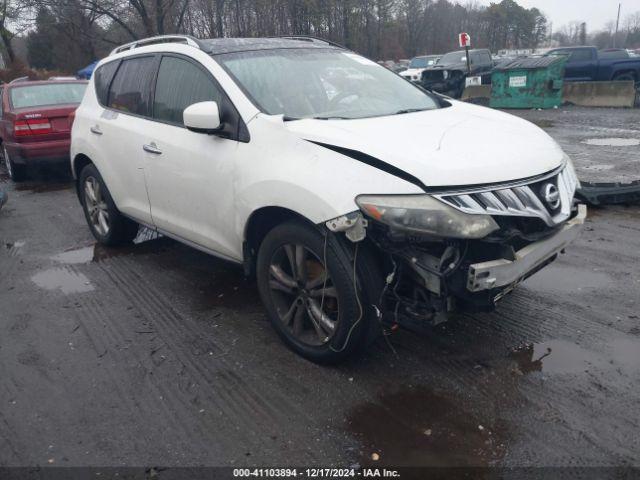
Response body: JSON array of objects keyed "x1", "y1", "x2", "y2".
[{"x1": 434, "y1": 164, "x2": 579, "y2": 227}]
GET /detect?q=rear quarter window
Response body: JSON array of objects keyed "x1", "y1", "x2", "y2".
[
  {"x1": 107, "y1": 56, "x2": 156, "y2": 116},
  {"x1": 94, "y1": 60, "x2": 120, "y2": 106}
]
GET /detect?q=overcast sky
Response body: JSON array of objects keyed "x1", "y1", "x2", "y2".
[{"x1": 473, "y1": 0, "x2": 639, "y2": 31}]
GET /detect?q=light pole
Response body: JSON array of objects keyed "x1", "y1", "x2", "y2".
[{"x1": 613, "y1": 3, "x2": 621, "y2": 48}]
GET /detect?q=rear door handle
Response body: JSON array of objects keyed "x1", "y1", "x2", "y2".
[
  {"x1": 90, "y1": 125, "x2": 102, "y2": 135},
  {"x1": 143, "y1": 143, "x2": 162, "y2": 155}
]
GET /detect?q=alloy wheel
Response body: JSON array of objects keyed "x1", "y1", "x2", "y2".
[
  {"x1": 268, "y1": 244, "x2": 340, "y2": 346},
  {"x1": 84, "y1": 176, "x2": 110, "y2": 236}
]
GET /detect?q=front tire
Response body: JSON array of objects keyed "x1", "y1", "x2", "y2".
[
  {"x1": 3, "y1": 146, "x2": 27, "y2": 181},
  {"x1": 614, "y1": 72, "x2": 637, "y2": 82},
  {"x1": 79, "y1": 164, "x2": 138, "y2": 246},
  {"x1": 256, "y1": 221, "x2": 382, "y2": 364}
]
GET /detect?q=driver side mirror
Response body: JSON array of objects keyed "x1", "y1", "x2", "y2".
[{"x1": 184, "y1": 101, "x2": 222, "y2": 134}]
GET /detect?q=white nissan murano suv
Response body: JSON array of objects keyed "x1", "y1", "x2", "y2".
[{"x1": 71, "y1": 35, "x2": 586, "y2": 363}]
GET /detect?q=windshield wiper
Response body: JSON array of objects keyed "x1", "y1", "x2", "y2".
[
  {"x1": 393, "y1": 108, "x2": 429, "y2": 115},
  {"x1": 283, "y1": 116, "x2": 301, "y2": 122},
  {"x1": 312, "y1": 116, "x2": 353, "y2": 120}
]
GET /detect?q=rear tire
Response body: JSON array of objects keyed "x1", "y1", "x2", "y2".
[
  {"x1": 256, "y1": 221, "x2": 382, "y2": 364},
  {"x1": 79, "y1": 163, "x2": 138, "y2": 246},
  {"x1": 3, "y1": 146, "x2": 27, "y2": 182}
]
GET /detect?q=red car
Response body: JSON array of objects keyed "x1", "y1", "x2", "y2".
[{"x1": 0, "y1": 78, "x2": 88, "y2": 181}]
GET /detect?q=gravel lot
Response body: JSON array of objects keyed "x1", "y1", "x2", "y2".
[{"x1": 0, "y1": 106, "x2": 639, "y2": 472}]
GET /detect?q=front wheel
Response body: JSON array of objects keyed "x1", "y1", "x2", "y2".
[
  {"x1": 79, "y1": 164, "x2": 138, "y2": 246},
  {"x1": 256, "y1": 221, "x2": 381, "y2": 364}
]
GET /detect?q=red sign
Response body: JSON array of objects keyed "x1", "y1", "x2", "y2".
[{"x1": 459, "y1": 33, "x2": 471, "y2": 48}]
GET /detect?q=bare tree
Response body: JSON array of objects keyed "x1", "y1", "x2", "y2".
[{"x1": 20, "y1": 0, "x2": 552, "y2": 72}]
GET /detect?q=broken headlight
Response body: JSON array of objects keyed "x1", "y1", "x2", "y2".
[
  {"x1": 356, "y1": 194, "x2": 499, "y2": 239},
  {"x1": 564, "y1": 155, "x2": 581, "y2": 190}
]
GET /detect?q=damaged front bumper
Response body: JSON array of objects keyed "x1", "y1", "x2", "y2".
[
  {"x1": 328, "y1": 202, "x2": 587, "y2": 330},
  {"x1": 467, "y1": 204, "x2": 587, "y2": 292}
]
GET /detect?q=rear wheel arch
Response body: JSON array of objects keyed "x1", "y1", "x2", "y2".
[
  {"x1": 72, "y1": 154, "x2": 95, "y2": 200},
  {"x1": 73, "y1": 153, "x2": 93, "y2": 179}
]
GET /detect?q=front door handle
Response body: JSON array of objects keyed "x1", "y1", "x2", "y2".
[
  {"x1": 143, "y1": 142, "x2": 162, "y2": 155},
  {"x1": 90, "y1": 125, "x2": 102, "y2": 135}
]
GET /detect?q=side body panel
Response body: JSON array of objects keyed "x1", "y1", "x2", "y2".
[
  {"x1": 71, "y1": 74, "x2": 153, "y2": 225},
  {"x1": 142, "y1": 121, "x2": 241, "y2": 259}
]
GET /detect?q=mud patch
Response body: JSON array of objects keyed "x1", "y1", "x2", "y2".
[
  {"x1": 582, "y1": 138, "x2": 640, "y2": 147},
  {"x1": 31, "y1": 268, "x2": 94, "y2": 294},
  {"x1": 510, "y1": 338, "x2": 640, "y2": 375},
  {"x1": 522, "y1": 264, "x2": 611, "y2": 294},
  {"x1": 193, "y1": 266, "x2": 260, "y2": 310},
  {"x1": 347, "y1": 387, "x2": 507, "y2": 467},
  {"x1": 15, "y1": 182, "x2": 73, "y2": 193},
  {"x1": 582, "y1": 164, "x2": 615, "y2": 172}
]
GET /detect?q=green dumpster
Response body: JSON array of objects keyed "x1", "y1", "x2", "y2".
[{"x1": 490, "y1": 56, "x2": 567, "y2": 109}]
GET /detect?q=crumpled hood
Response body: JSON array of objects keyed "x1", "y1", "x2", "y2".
[{"x1": 284, "y1": 101, "x2": 564, "y2": 188}]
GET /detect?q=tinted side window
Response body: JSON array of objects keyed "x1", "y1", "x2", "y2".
[
  {"x1": 153, "y1": 56, "x2": 221, "y2": 125},
  {"x1": 569, "y1": 49, "x2": 593, "y2": 62},
  {"x1": 108, "y1": 56, "x2": 156, "y2": 116},
  {"x1": 94, "y1": 60, "x2": 119, "y2": 106},
  {"x1": 600, "y1": 50, "x2": 628, "y2": 59}
]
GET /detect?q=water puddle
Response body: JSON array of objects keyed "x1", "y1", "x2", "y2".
[
  {"x1": 51, "y1": 246, "x2": 95, "y2": 264},
  {"x1": 523, "y1": 264, "x2": 611, "y2": 294},
  {"x1": 582, "y1": 138, "x2": 640, "y2": 147},
  {"x1": 51, "y1": 229, "x2": 169, "y2": 265},
  {"x1": 31, "y1": 268, "x2": 94, "y2": 294},
  {"x1": 347, "y1": 387, "x2": 507, "y2": 467},
  {"x1": 193, "y1": 267, "x2": 260, "y2": 310},
  {"x1": 510, "y1": 338, "x2": 640, "y2": 375}
]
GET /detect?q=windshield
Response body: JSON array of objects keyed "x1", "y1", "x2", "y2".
[
  {"x1": 10, "y1": 83, "x2": 87, "y2": 109},
  {"x1": 547, "y1": 50, "x2": 568, "y2": 57},
  {"x1": 438, "y1": 51, "x2": 467, "y2": 65},
  {"x1": 409, "y1": 57, "x2": 436, "y2": 68},
  {"x1": 217, "y1": 48, "x2": 439, "y2": 120}
]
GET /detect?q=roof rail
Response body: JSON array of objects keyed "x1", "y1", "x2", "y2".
[
  {"x1": 110, "y1": 35, "x2": 204, "y2": 56},
  {"x1": 9, "y1": 76, "x2": 30, "y2": 84},
  {"x1": 276, "y1": 35, "x2": 348, "y2": 50}
]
